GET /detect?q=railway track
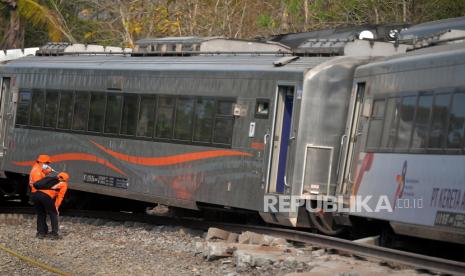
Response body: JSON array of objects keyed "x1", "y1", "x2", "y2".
[{"x1": 1, "y1": 206, "x2": 465, "y2": 275}]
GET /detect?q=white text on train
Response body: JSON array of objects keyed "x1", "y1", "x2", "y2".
[{"x1": 263, "y1": 195, "x2": 424, "y2": 213}]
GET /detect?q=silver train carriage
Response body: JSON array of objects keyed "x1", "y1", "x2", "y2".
[
  {"x1": 3, "y1": 37, "x2": 462, "y2": 244},
  {"x1": 0, "y1": 44, "x2": 376, "y2": 226},
  {"x1": 346, "y1": 42, "x2": 465, "y2": 244}
]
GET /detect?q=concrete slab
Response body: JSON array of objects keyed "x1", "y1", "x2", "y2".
[{"x1": 206, "y1": 227, "x2": 231, "y2": 241}]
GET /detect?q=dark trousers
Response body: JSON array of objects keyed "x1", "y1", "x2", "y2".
[{"x1": 31, "y1": 191, "x2": 58, "y2": 235}]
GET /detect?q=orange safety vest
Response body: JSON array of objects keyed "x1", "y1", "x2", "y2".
[
  {"x1": 29, "y1": 163, "x2": 53, "y2": 193},
  {"x1": 29, "y1": 163, "x2": 44, "y2": 193},
  {"x1": 39, "y1": 181, "x2": 68, "y2": 209}
]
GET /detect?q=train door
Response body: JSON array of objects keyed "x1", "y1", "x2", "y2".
[
  {"x1": 0, "y1": 78, "x2": 9, "y2": 158},
  {"x1": 340, "y1": 82, "x2": 367, "y2": 195},
  {"x1": 267, "y1": 85, "x2": 294, "y2": 193}
]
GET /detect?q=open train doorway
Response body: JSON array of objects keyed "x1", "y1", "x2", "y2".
[
  {"x1": 340, "y1": 82, "x2": 367, "y2": 196},
  {"x1": 268, "y1": 85, "x2": 294, "y2": 193}
]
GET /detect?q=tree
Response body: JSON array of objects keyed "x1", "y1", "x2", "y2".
[
  {"x1": 0, "y1": 0, "x2": 75, "y2": 49},
  {"x1": 81, "y1": 0, "x2": 181, "y2": 47},
  {"x1": 1, "y1": 0, "x2": 464, "y2": 48}
]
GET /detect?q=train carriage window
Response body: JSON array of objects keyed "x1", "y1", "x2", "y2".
[
  {"x1": 72, "y1": 92, "x2": 90, "y2": 131},
  {"x1": 30, "y1": 90, "x2": 45, "y2": 127},
  {"x1": 396, "y1": 96, "x2": 417, "y2": 149},
  {"x1": 88, "y1": 92, "x2": 106, "y2": 132},
  {"x1": 194, "y1": 98, "x2": 215, "y2": 142},
  {"x1": 104, "y1": 94, "x2": 123, "y2": 134},
  {"x1": 44, "y1": 91, "x2": 59, "y2": 128},
  {"x1": 16, "y1": 90, "x2": 31, "y2": 125},
  {"x1": 57, "y1": 92, "x2": 74, "y2": 129},
  {"x1": 380, "y1": 97, "x2": 400, "y2": 149},
  {"x1": 155, "y1": 96, "x2": 175, "y2": 139},
  {"x1": 255, "y1": 99, "x2": 270, "y2": 119},
  {"x1": 174, "y1": 96, "x2": 195, "y2": 140},
  {"x1": 217, "y1": 100, "x2": 234, "y2": 115},
  {"x1": 411, "y1": 94, "x2": 433, "y2": 149},
  {"x1": 121, "y1": 94, "x2": 139, "y2": 136},
  {"x1": 136, "y1": 95, "x2": 156, "y2": 137},
  {"x1": 428, "y1": 93, "x2": 451, "y2": 148},
  {"x1": 213, "y1": 118, "x2": 234, "y2": 144},
  {"x1": 366, "y1": 99, "x2": 385, "y2": 149},
  {"x1": 213, "y1": 100, "x2": 235, "y2": 145},
  {"x1": 447, "y1": 92, "x2": 465, "y2": 148}
]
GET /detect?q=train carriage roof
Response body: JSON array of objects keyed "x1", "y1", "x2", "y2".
[
  {"x1": 354, "y1": 42, "x2": 465, "y2": 77},
  {"x1": 1, "y1": 54, "x2": 333, "y2": 75}
]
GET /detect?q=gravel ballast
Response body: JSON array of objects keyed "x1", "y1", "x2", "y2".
[{"x1": 0, "y1": 214, "x2": 426, "y2": 275}]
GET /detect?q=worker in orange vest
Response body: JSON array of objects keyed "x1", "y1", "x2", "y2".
[
  {"x1": 29, "y1": 155, "x2": 53, "y2": 194},
  {"x1": 31, "y1": 172, "x2": 69, "y2": 239}
]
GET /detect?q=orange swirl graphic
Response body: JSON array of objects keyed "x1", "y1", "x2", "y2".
[
  {"x1": 13, "y1": 153, "x2": 127, "y2": 176},
  {"x1": 90, "y1": 140, "x2": 253, "y2": 166}
]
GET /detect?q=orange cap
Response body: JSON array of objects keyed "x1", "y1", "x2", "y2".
[
  {"x1": 58, "y1": 172, "x2": 70, "y2": 181},
  {"x1": 37, "y1": 155, "x2": 51, "y2": 163}
]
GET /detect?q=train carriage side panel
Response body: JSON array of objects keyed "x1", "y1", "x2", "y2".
[
  {"x1": 350, "y1": 44, "x2": 465, "y2": 244},
  {"x1": 1, "y1": 55, "x2": 331, "y2": 213}
]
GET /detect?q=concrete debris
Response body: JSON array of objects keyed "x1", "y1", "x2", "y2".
[
  {"x1": 195, "y1": 241, "x2": 207, "y2": 255},
  {"x1": 238, "y1": 231, "x2": 289, "y2": 247},
  {"x1": 226, "y1": 232, "x2": 239, "y2": 243},
  {"x1": 311, "y1": 249, "x2": 326, "y2": 258},
  {"x1": 201, "y1": 228, "x2": 306, "y2": 268},
  {"x1": 234, "y1": 246, "x2": 288, "y2": 268},
  {"x1": 146, "y1": 204, "x2": 171, "y2": 216},
  {"x1": 206, "y1": 242, "x2": 236, "y2": 260},
  {"x1": 199, "y1": 238, "x2": 328, "y2": 274},
  {"x1": 206, "y1": 227, "x2": 232, "y2": 241},
  {"x1": 353, "y1": 236, "x2": 380, "y2": 246},
  {"x1": 204, "y1": 241, "x2": 297, "y2": 261}
]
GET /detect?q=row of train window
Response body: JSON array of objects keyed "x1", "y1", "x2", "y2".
[
  {"x1": 366, "y1": 89, "x2": 465, "y2": 152},
  {"x1": 15, "y1": 90, "x2": 235, "y2": 146}
]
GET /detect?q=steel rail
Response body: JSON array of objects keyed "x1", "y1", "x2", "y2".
[
  {"x1": 2, "y1": 207, "x2": 465, "y2": 275},
  {"x1": 225, "y1": 224, "x2": 465, "y2": 276}
]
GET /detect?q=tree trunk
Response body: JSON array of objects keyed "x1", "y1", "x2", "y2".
[
  {"x1": 119, "y1": 5, "x2": 133, "y2": 48},
  {"x1": 402, "y1": 0, "x2": 408, "y2": 23},
  {"x1": 280, "y1": 1, "x2": 289, "y2": 33},
  {"x1": 188, "y1": 0, "x2": 198, "y2": 36},
  {"x1": 1, "y1": 7, "x2": 24, "y2": 49},
  {"x1": 373, "y1": 3, "x2": 379, "y2": 24},
  {"x1": 304, "y1": 0, "x2": 309, "y2": 26},
  {"x1": 235, "y1": 0, "x2": 247, "y2": 38}
]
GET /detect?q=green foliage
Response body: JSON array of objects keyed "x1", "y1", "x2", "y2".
[
  {"x1": 308, "y1": 0, "x2": 337, "y2": 21},
  {"x1": 0, "y1": 0, "x2": 464, "y2": 48},
  {"x1": 413, "y1": 0, "x2": 465, "y2": 22},
  {"x1": 23, "y1": 21, "x2": 49, "y2": 47},
  {"x1": 17, "y1": 0, "x2": 62, "y2": 41},
  {"x1": 287, "y1": 0, "x2": 302, "y2": 16},
  {"x1": 257, "y1": 14, "x2": 273, "y2": 28}
]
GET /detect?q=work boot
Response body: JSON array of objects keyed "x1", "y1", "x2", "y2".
[
  {"x1": 49, "y1": 233, "x2": 62, "y2": 240},
  {"x1": 36, "y1": 233, "x2": 46, "y2": 239}
]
